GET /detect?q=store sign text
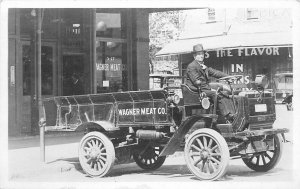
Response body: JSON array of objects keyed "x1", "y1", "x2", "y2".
[
  {"x1": 96, "y1": 63, "x2": 126, "y2": 71},
  {"x1": 118, "y1": 107, "x2": 167, "y2": 116},
  {"x1": 231, "y1": 64, "x2": 250, "y2": 84},
  {"x1": 216, "y1": 47, "x2": 280, "y2": 58}
]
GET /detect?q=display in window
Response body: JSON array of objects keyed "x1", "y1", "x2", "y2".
[{"x1": 96, "y1": 40, "x2": 127, "y2": 93}]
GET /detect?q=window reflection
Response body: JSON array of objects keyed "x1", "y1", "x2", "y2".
[
  {"x1": 95, "y1": 12, "x2": 127, "y2": 93},
  {"x1": 96, "y1": 40, "x2": 127, "y2": 93},
  {"x1": 22, "y1": 45, "x2": 31, "y2": 95},
  {"x1": 41, "y1": 46, "x2": 53, "y2": 95},
  {"x1": 22, "y1": 44, "x2": 53, "y2": 96},
  {"x1": 96, "y1": 13, "x2": 126, "y2": 38},
  {"x1": 62, "y1": 55, "x2": 85, "y2": 96}
]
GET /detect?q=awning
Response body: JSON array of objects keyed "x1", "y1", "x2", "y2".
[{"x1": 156, "y1": 31, "x2": 292, "y2": 56}]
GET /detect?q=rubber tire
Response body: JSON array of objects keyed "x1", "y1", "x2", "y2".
[
  {"x1": 184, "y1": 128, "x2": 230, "y2": 181},
  {"x1": 242, "y1": 134, "x2": 283, "y2": 172},
  {"x1": 78, "y1": 131, "x2": 115, "y2": 177},
  {"x1": 133, "y1": 146, "x2": 166, "y2": 170}
]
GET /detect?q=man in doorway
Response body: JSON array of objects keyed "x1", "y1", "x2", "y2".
[
  {"x1": 69, "y1": 73, "x2": 84, "y2": 95},
  {"x1": 185, "y1": 44, "x2": 236, "y2": 122}
]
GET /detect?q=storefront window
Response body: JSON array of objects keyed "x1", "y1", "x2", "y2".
[
  {"x1": 96, "y1": 13, "x2": 126, "y2": 38},
  {"x1": 22, "y1": 44, "x2": 54, "y2": 96},
  {"x1": 41, "y1": 46, "x2": 53, "y2": 95},
  {"x1": 20, "y1": 9, "x2": 58, "y2": 38},
  {"x1": 276, "y1": 76, "x2": 293, "y2": 90},
  {"x1": 95, "y1": 11, "x2": 127, "y2": 93},
  {"x1": 22, "y1": 45, "x2": 32, "y2": 95},
  {"x1": 96, "y1": 40, "x2": 127, "y2": 93}
]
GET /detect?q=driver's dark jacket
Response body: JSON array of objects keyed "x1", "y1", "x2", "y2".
[{"x1": 186, "y1": 60, "x2": 228, "y2": 91}]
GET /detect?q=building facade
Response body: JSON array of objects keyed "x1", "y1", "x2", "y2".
[
  {"x1": 157, "y1": 8, "x2": 293, "y2": 89},
  {"x1": 8, "y1": 8, "x2": 293, "y2": 136},
  {"x1": 8, "y1": 8, "x2": 152, "y2": 136}
]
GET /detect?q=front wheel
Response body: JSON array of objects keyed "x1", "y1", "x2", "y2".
[
  {"x1": 184, "y1": 128, "x2": 230, "y2": 181},
  {"x1": 78, "y1": 131, "x2": 115, "y2": 177},
  {"x1": 242, "y1": 134, "x2": 283, "y2": 172}
]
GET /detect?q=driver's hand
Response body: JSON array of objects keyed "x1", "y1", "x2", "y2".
[{"x1": 201, "y1": 64, "x2": 207, "y2": 69}]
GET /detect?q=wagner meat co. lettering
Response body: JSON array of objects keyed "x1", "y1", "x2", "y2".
[{"x1": 118, "y1": 107, "x2": 167, "y2": 116}]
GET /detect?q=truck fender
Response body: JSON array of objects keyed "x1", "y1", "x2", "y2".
[
  {"x1": 159, "y1": 115, "x2": 214, "y2": 157},
  {"x1": 75, "y1": 121, "x2": 116, "y2": 133}
]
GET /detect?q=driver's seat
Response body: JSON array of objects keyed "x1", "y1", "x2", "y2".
[{"x1": 181, "y1": 84, "x2": 201, "y2": 105}]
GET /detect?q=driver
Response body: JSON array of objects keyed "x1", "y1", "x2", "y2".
[{"x1": 186, "y1": 43, "x2": 236, "y2": 122}]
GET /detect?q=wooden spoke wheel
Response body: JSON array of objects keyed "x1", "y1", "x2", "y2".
[
  {"x1": 78, "y1": 132, "x2": 115, "y2": 177},
  {"x1": 242, "y1": 134, "x2": 283, "y2": 172},
  {"x1": 133, "y1": 145, "x2": 166, "y2": 170},
  {"x1": 184, "y1": 128, "x2": 230, "y2": 181}
]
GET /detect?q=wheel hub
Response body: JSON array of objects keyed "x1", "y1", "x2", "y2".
[
  {"x1": 90, "y1": 148, "x2": 100, "y2": 159},
  {"x1": 201, "y1": 150, "x2": 210, "y2": 159}
]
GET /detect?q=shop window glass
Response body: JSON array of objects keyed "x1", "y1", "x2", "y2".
[
  {"x1": 277, "y1": 76, "x2": 293, "y2": 90},
  {"x1": 285, "y1": 76, "x2": 293, "y2": 89},
  {"x1": 22, "y1": 45, "x2": 32, "y2": 95},
  {"x1": 96, "y1": 40, "x2": 127, "y2": 93},
  {"x1": 96, "y1": 13, "x2": 126, "y2": 38},
  {"x1": 95, "y1": 11, "x2": 127, "y2": 93},
  {"x1": 20, "y1": 9, "x2": 58, "y2": 38},
  {"x1": 41, "y1": 46, "x2": 53, "y2": 95},
  {"x1": 20, "y1": 9, "x2": 34, "y2": 36},
  {"x1": 22, "y1": 44, "x2": 53, "y2": 95}
]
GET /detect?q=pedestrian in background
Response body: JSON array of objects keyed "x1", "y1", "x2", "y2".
[{"x1": 69, "y1": 72, "x2": 84, "y2": 95}]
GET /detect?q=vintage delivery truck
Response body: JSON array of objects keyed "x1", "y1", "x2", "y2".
[{"x1": 42, "y1": 74, "x2": 288, "y2": 180}]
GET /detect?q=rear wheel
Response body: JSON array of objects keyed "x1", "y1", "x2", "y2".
[
  {"x1": 133, "y1": 145, "x2": 166, "y2": 170},
  {"x1": 184, "y1": 128, "x2": 230, "y2": 181},
  {"x1": 78, "y1": 131, "x2": 115, "y2": 177},
  {"x1": 242, "y1": 134, "x2": 282, "y2": 172}
]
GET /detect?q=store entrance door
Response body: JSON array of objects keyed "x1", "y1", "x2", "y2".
[
  {"x1": 21, "y1": 41, "x2": 57, "y2": 134},
  {"x1": 62, "y1": 55, "x2": 85, "y2": 96}
]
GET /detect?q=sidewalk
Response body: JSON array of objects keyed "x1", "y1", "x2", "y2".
[
  {"x1": 8, "y1": 131, "x2": 85, "y2": 180},
  {"x1": 9, "y1": 142, "x2": 80, "y2": 180},
  {"x1": 8, "y1": 131, "x2": 84, "y2": 149}
]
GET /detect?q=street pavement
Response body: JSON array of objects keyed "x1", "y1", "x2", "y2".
[{"x1": 5, "y1": 104, "x2": 298, "y2": 187}]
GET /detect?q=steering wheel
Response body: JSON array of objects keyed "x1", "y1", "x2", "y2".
[{"x1": 218, "y1": 75, "x2": 243, "y2": 83}]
